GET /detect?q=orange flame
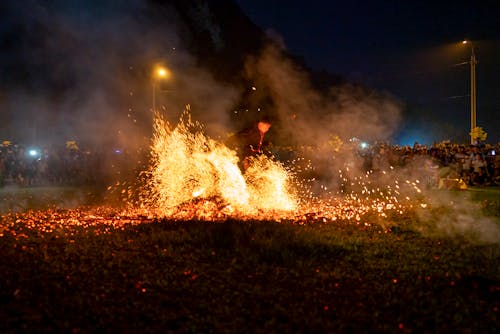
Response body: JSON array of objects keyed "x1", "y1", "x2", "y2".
[
  {"x1": 143, "y1": 106, "x2": 297, "y2": 218},
  {"x1": 130, "y1": 105, "x2": 429, "y2": 222}
]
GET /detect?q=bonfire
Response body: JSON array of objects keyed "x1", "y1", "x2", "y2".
[{"x1": 124, "y1": 105, "x2": 426, "y2": 223}]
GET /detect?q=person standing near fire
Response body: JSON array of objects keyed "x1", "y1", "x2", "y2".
[{"x1": 228, "y1": 117, "x2": 273, "y2": 171}]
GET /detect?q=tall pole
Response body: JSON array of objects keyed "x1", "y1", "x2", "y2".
[
  {"x1": 470, "y1": 46, "x2": 477, "y2": 144},
  {"x1": 152, "y1": 83, "x2": 156, "y2": 113},
  {"x1": 152, "y1": 66, "x2": 168, "y2": 114}
]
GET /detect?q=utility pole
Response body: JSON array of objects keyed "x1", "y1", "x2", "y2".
[
  {"x1": 470, "y1": 46, "x2": 477, "y2": 144},
  {"x1": 152, "y1": 66, "x2": 169, "y2": 113},
  {"x1": 463, "y1": 41, "x2": 477, "y2": 144}
]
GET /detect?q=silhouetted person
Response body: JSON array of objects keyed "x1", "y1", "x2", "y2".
[{"x1": 228, "y1": 117, "x2": 272, "y2": 170}]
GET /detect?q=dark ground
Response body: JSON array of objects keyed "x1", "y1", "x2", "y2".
[{"x1": 0, "y1": 186, "x2": 498, "y2": 333}]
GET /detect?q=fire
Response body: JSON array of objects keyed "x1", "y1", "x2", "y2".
[
  {"x1": 245, "y1": 154, "x2": 297, "y2": 211},
  {"x1": 142, "y1": 106, "x2": 298, "y2": 219},
  {"x1": 96, "y1": 105, "x2": 430, "y2": 223}
]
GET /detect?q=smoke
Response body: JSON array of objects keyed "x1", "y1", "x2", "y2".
[
  {"x1": 242, "y1": 44, "x2": 402, "y2": 192},
  {"x1": 374, "y1": 154, "x2": 499, "y2": 244},
  {"x1": 1, "y1": 1, "x2": 402, "y2": 181},
  {"x1": 2, "y1": 2, "x2": 497, "y2": 244},
  {"x1": 0, "y1": 0, "x2": 238, "y2": 150},
  {"x1": 415, "y1": 190, "x2": 500, "y2": 244},
  {"x1": 244, "y1": 44, "x2": 402, "y2": 143},
  {"x1": 241, "y1": 43, "x2": 499, "y2": 244}
]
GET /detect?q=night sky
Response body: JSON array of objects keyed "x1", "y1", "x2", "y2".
[
  {"x1": 0, "y1": 1, "x2": 499, "y2": 146},
  {"x1": 236, "y1": 0, "x2": 500, "y2": 144}
]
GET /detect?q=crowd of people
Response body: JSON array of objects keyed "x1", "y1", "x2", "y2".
[
  {"x1": 0, "y1": 142, "x2": 138, "y2": 188},
  {"x1": 360, "y1": 141, "x2": 500, "y2": 188},
  {"x1": 1, "y1": 139, "x2": 499, "y2": 189}
]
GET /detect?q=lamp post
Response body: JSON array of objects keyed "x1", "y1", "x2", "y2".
[
  {"x1": 462, "y1": 40, "x2": 477, "y2": 144},
  {"x1": 152, "y1": 66, "x2": 170, "y2": 113}
]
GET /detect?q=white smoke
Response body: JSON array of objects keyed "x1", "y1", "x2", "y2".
[{"x1": 416, "y1": 190, "x2": 500, "y2": 244}]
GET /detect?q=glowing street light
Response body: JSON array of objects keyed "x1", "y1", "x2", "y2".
[
  {"x1": 157, "y1": 67, "x2": 168, "y2": 78},
  {"x1": 462, "y1": 40, "x2": 477, "y2": 144},
  {"x1": 152, "y1": 65, "x2": 171, "y2": 113}
]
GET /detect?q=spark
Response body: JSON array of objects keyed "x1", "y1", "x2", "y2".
[
  {"x1": 140, "y1": 106, "x2": 298, "y2": 219},
  {"x1": 0, "y1": 106, "x2": 430, "y2": 229}
]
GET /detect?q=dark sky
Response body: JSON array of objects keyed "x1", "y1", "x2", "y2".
[
  {"x1": 0, "y1": 1, "x2": 498, "y2": 146},
  {"x1": 236, "y1": 0, "x2": 500, "y2": 144},
  {"x1": 0, "y1": 0, "x2": 239, "y2": 148}
]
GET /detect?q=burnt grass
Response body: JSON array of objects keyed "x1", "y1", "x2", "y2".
[{"x1": 0, "y1": 207, "x2": 499, "y2": 333}]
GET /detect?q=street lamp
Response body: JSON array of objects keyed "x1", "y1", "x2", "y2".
[
  {"x1": 152, "y1": 65, "x2": 170, "y2": 113},
  {"x1": 462, "y1": 40, "x2": 477, "y2": 144}
]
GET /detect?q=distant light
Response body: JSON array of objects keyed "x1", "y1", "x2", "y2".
[
  {"x1": 462, "y1": 40, "x2": 468, "y2": 44},
  {"x1": 360, "y1": 142, "x2": 369, "y2": 149},
  {"x1": 114, "y1": 149, "x2": 122, "y2": 154},
  {"x1": 251, "y1": 86, "x2": 257, "y2": 91},
  {"x1": 157, "y1": 68, "x2": 167, "y2": 77},
  {"x1": 154, "y1": 66, "x2": 171, "y2": 79},
  {"x1": 27, "y1": 148, "x2": 41, "y2": 160}
]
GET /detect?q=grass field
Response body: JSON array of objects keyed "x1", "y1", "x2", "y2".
[
  {"x1": 0, "y1": 186, "x2": 498, "y2": 333},
  {"x1": 0, "y1": 185, "x2": 106, "y2": 213}
]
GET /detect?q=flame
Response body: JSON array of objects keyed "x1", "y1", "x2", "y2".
[
  {"x1": 0, "y1": 107, "x2": 434, "y2": 233},
  {"x1": 192, "y1": 188, "x2": 205, "y2": 197},
  {"x1": 143, "y1": 106, "x2": 297, "y2": 218},
  {"x1": 245, "y1": 154, "x2": 297, "y2": 211},
  {"x1": 113, "y1": 105, "x2": 431, "y2": 222}
]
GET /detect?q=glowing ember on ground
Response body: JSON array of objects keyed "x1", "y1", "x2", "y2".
[{"x1": 0, "y1": 208, "x2": 155, "y2": 240}]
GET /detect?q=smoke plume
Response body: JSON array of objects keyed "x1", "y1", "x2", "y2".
[{"x1": 0, "y1": 0, "x2": 238, "y2": 150}]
